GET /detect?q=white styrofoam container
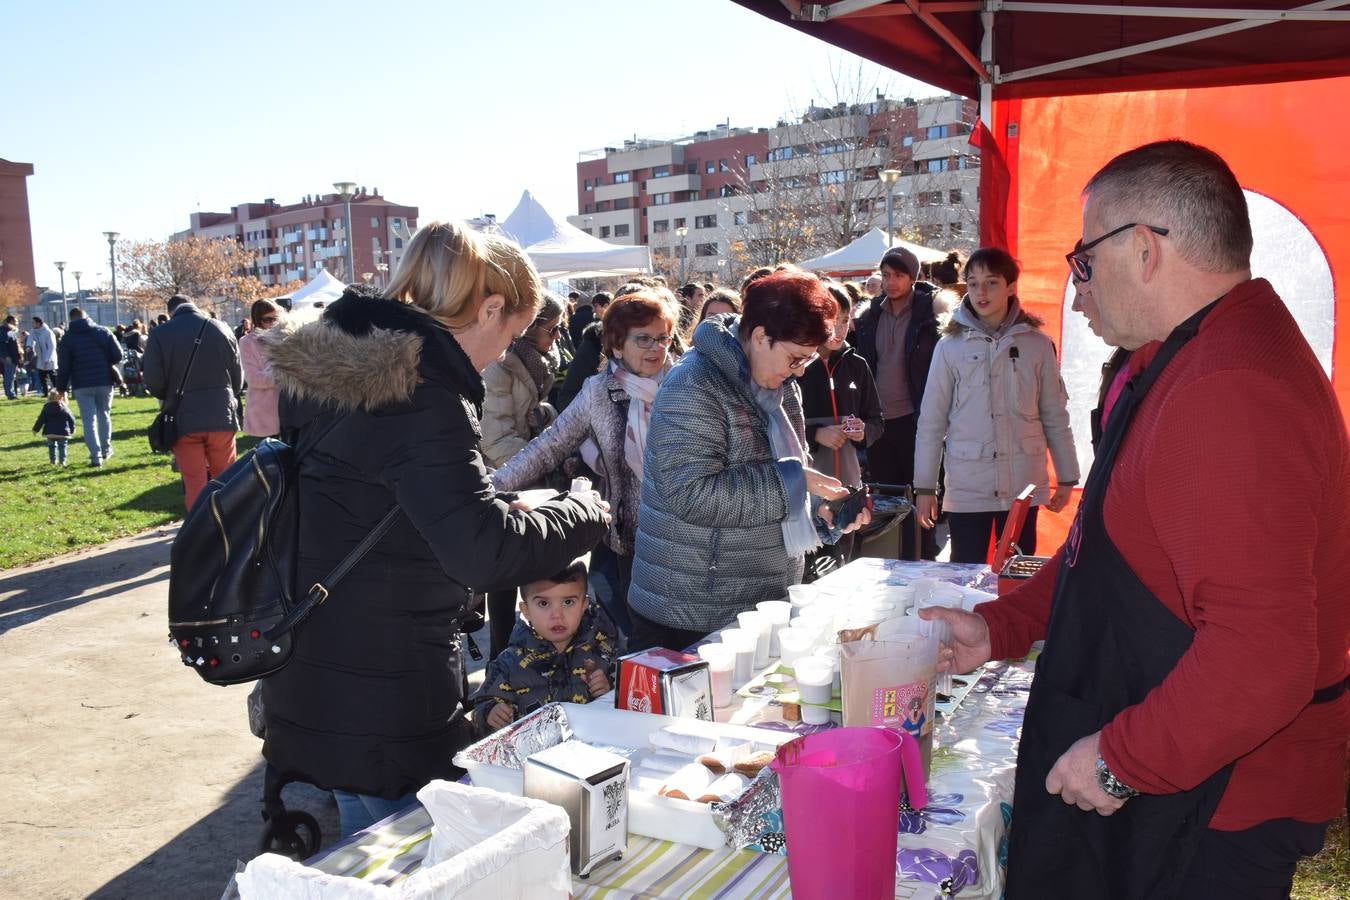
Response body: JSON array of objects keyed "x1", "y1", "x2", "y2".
[{"x1": 453, "y1": 702, "x2": 794, "y2": 850}]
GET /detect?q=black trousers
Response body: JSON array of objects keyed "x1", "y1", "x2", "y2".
[
  {"x1": 1178, "y1": 818, "x2": 1329, "y2": 899},
  {"x1": 628, "y1": 608, "x2": 709, "y2": 654},
  {"x1": 487, "y1": 588, "x2": 518, "y2": 661},
  {"x1": 866, "y1": 414, "x2": 938, "y2": 560},
  {"x1": 946, "y1": 506, "x2": 1040, "y2": 564}
]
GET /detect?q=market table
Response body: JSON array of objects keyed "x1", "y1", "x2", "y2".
[{"x1": 291, "y1": 559, "x2": 1033, "y2": 899}]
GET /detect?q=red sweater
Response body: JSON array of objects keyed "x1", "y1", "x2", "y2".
[{"x1": 979, "y1": 279, "x2": 1350, "y2": 831}]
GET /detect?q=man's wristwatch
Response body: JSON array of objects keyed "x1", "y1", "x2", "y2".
[{"x1": 1095, "y1": 755, "x2": 1139, "y2": 800}]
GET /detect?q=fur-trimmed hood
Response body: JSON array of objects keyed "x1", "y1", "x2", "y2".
[{"x1": 261, "y1": 287, "x2": 482, "y2": 413}]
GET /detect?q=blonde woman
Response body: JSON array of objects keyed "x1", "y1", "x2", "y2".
[{"x1": 260, "y1": 222, "x2": 610, "y2": 838}]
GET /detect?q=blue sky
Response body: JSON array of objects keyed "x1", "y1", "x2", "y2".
[{"x1": 3, "y1": 0, "x2": 940, "y2": 290}]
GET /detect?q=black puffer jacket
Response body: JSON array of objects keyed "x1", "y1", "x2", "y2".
[{"x1": 259, "y1": 289, "x2": 609, "y2": 799}]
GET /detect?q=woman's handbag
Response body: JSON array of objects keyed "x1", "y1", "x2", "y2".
[{"x1": 148, "y1": 321, "x2": 209, "y2": 453}]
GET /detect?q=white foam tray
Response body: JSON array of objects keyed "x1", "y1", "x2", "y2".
[{"x1": 453, "y1": 702, "x2": 794, "y2": 850}]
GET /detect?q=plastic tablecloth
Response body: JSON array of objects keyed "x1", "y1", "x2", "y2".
[{"x1": 296, "y1": 559, "x2": 1032, "y2": 900}]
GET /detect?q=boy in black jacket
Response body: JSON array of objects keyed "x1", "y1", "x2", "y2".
[{"x1": 32, "y1": 390, "x2": 77, "y2": 465}]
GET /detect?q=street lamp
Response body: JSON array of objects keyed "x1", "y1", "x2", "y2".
[
  {"x1": 72, "y1": 271, "x2": 83, "y2": 320},
  {"x1": 376, "y1": 262, "x2": 389, "y2": 289},
  {"x1": 362, "y1": 272, "x2": 374, "y2": 286},
  {"x1": 675, "y1": 225, "x2": 689, "y2": 284},
  {"x1": 103, "y1": 231, "x2": 120, "y2": 324},
  {"x1": 333, "y1": 182, "x2": 357, "y2": 283},
  {"x1": 55, "y1": 261, "x2": 68, "y2": 326},
  {"x1": 879, "y1": 169, "x2": 903, "y2": 249}
]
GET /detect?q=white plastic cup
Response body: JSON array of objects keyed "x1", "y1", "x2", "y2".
[
  {"x1": 778, "y1": 627, "x2": 815, "y2": 666},
  {"x1": 800, "y1": 702, "x2": 832, "y2": 725},
  {"x1": 813, "y1": 644, "x2": 843, "y2": 692},
  {"x1": 794, "y1": 658, "x2": 834, "y2": 706},
  {"x1": 756, "y1": 600, "x2": 792, "y2": 657},
  {"x1": 787, "y1": 583, "x2": 817, "y2": 618},
  {"x1": 719, "y1": 628, "x2": 757, "y2": 689},
  {"x1": 736, "y1": 610, "x2": 771, "y2": 668},
  {"x1": 698, "y1": 643, "x2": 735, "y2": 708}
]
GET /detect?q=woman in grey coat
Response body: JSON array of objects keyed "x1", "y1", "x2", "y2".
[
  {"x1": 493, "y1": 291, "x2": 679, "y2": 636},
  {"x1": 628, "y1": 268, "x2": 869, "y2": 651}
]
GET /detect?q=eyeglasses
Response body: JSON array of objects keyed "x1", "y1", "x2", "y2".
[
  {"x1": 628, "y1": 333, "x2": 673, "y2": 349},
  {"x1": 531, "y1": 322, "x2": 562, "y2": 336},
  {"x1": 782, "y1": 347, "x2": 819, "y2": 372},
  {"x1": 1066, "y1": 223, "x2": 1169, "y2": 283}
]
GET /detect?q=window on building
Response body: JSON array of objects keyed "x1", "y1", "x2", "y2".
[
  {"x1": 614, "y1": 172, "x2": 631, "y2": 183},
  {"x1": 652, "y1": 165, "x2": 670, "y2": 178},
  {"x1": 820, "y1": 169, "x2": 848, "y2": 185},
  {"x1": 705, "y1": 189, "x2": 715, "y2": 199},
  {"x1": 695, "y1": 242, "x2": 719, "y2": 257},
  {"x1": 652, "y1": 192, "x2": 671, "y2": 205},
  {"x1": 614, "y1": 197, "x2": 631, "y2": 210},
  {"x1": 926, "y1": 158, "x2": 947, "y2": 174},
  {"x1": 394, "y1": 237, "x2": 403, "y2": 249},
  {"x1": 600, "y1": 226, "x2": 611, "y2": 238},
  {"x1": 392, "y1": 218, "x2": 401, "y2": 229},
  {"x1": 596, "y1": 201, "x2": 611, "y2": 211},
  {"x1": 719, "y1": 185, "x2": 737, "y2": 197},
  {"x1": 614, "y1": 224, "x2": 630, "y2": 237},
  {"x1": 674, "y1": 217, "x2": 686, "y2": 229},
  {"x1": 733, "y1": 211, "x2": 746, "y2": 226},
  {"x1": 371, "y1": 217, "x2": 380, "y2": 228},
  {"x1": 745, "y1": 154, "x2": 757, "y2": 166},
  {"x1": 902, "y1": 135, "x2": 914, "y2": 147},
  {"x1": 653, "y1": 219, "x2": 669, "y2": 233},
  {"x1": 584, "y1": 179, "x2": 592, "y2": 190},
  {"x1": 674, "y1": 245, "x2": 687, "y2": 258},
  {"x1": 719, "y1": 159, "x2": 729, "y2": 172},
  {"x1": 687, "y1": 162, "x2": 698, "y2": 174},
  {"x1": 706, "y1": 161, "x2": 715, "y2": 174},
  {"x1": 581, "y1": 228, "x2": 593, "y2": 235},
  {"x1": 927, "y1": 124, "x2": 950, "y2": 140},
  {"x1": 694, "y1": 214, "x2": 717, "y2": 229},
  {"x1": 949, "y1": 189, "x2": 963, "y2": 205},
  {"x1": 766, "y1": 146, "x2": 794, "y2": 162}
]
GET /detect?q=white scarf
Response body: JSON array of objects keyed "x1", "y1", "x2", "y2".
[{"x1": 610, "y1": 361, "x2": 664, "y2": 481}]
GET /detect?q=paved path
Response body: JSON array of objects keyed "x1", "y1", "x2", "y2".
[{"x1": 0, "y1": 528, "x2": 490, "y2": 899}]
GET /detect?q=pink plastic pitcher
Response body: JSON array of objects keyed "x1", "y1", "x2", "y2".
[{"x1": 769, "y1": 727, "x2": 927, "y2": 900}]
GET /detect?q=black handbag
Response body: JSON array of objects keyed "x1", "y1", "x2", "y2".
[{"x1": 148, "y1": 320, "x2": 209, "y2": 453}]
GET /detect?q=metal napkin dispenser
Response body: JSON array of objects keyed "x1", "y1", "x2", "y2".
[{"x1": 523, "y1": 739, "x2": 629, "y2": 877}]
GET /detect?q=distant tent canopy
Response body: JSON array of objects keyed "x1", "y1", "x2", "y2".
[
  {"x1": 497, "y1": 190, "x2": 651, "y2": 279},
  {"x1": 799, "y1": 228, "x2": 948, "y2": 277},
  {"x1": 284, "y1": 270, "x2": 346, "y2": 310}
]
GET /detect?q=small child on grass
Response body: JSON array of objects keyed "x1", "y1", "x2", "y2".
[
  {"x1": 32, "y1": 390, "x2": 76, "y2": 466},
  {"x1": 473, "y1": 559, "x2": 621, "y2": 733}
]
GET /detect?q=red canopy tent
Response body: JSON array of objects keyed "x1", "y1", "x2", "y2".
[{"x1": 734, "y1": 1, "x2": 1350, "y2": 550}]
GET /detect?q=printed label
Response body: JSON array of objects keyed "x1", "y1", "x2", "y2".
[
  {"x1": 871, "y1": 679, "x2": 932, "y2": 739},
  {"x1": 620, "y1": 663, "x2": 663, "y2": 714}
]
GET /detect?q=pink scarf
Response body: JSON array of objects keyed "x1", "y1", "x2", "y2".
[{"x1": 611, "y1": 362, "x2": 664, "y2": 481}]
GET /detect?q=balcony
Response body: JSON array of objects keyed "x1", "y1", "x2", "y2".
[
  {"x1": 644, "y1": 173, "x2": 700, "y2": 195},
  {"x1": 594, "y1": 181, "x2": 639, "y2": 203}
]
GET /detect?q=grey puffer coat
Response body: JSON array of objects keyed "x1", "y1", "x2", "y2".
[
  {"x1": 629, "y1": 315, "x2": 807, "y2": 634},
  {"x1": 914, "y1": 297, "x2": 1079, "y2": 512},
  {"x1": 493, "y1": 364, "x2": 644, "y2": 555}
]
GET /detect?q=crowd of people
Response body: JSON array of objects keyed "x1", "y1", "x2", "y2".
[{"x1": 9, "y1": 138, "x2": 1344, "y2": 893}]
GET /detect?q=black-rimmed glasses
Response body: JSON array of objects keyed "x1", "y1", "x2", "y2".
[{"x1": 1066, "y1": 223, "x2": 1169, "y2": 283}]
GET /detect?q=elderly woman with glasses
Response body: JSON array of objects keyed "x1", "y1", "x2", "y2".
[
  {"x1": 627, "y1": 266, "x2": 870, "y2": 651},
  {"x1": 480, "y1": 291, "x2": 566, "y2": 469},
  {"x1": 492, "y1": 290, "x2": 680, "y2": 637}
]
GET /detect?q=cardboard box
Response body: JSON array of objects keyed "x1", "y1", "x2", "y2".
[{"x1": 616, "y1": 649, "x2": 713, "y2": 720}]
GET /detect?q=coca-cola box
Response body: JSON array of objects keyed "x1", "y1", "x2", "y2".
[{"x1": 616, "y1": 648, "x2": 713, "y2": 720}]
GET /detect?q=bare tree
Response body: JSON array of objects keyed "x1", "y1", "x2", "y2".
[{"x1": 117, "y1": 235, "x2": 258, "y2": 310}]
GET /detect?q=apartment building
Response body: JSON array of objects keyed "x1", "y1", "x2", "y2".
[
  {"x1": 567, "y1": 95, "x2": 980, "y2": 280},
  {"x1": 181, "y1": 188, "x2": 418, "y2": 286}
]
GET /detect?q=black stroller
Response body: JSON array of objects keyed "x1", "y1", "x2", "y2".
[{"x1": 247, "y1": 688, "x2": 323, "y2": 859}]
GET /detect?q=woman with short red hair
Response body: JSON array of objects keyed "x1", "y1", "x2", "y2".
[
  {"x1": 628, "y1": 267, "x2": 870, "y2": 651},
  {"x1": 493, "y1": 290, "x2": 680, "y2": 636}
]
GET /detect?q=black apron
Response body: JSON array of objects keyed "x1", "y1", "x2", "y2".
[{"x1": 1005, "y1": 302, "x2": 1232, "y2": 900}]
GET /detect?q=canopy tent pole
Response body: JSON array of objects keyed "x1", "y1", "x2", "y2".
[
  {"x1": 997, "y1": 2, "x2": 1350, "y2": 22},
  {"x1": 996, "y1": 0, "x2": 1350, "y2": 84}
]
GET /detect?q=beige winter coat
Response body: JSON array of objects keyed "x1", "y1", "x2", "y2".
[
  {"x1": 914, "y1": 298, "x2": 1079, "y2": 512},
  {"x1": 480, "y1": 351, "x2": 555, "y2": 468}
]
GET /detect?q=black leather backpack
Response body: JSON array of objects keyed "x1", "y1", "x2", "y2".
[{"x1": 167, "y1": 434, "x2": 397, "y2": 686}]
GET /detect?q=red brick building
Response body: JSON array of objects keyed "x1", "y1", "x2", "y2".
[{"x1": 0, "y1": 158, "x2": 37, "y2": 292}]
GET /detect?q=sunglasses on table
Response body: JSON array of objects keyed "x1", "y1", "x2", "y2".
[{"x1": 1066, "y1": 223, "x2": 1169, "y2": 283}]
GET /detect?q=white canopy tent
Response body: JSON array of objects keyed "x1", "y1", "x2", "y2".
[
  {"x1": 497, "y1": 190, "x2": 651, "y2": 279},
  {"x1": 285, "y1": 269, "x2": 347, "y2": 309},
  {"x1": 799, "y1": 228, "x2": 948, "y2": 277}
]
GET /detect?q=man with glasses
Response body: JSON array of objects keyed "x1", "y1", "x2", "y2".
[
  {"x1": 924, "y1": 140, "x2": 1349, "y2": 899},
  {"x1": 853, "y1": 245, "x2": 947, "y2": 558}
]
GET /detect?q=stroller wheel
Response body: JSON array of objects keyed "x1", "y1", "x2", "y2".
[{"x1": 258, "y1": 810, "x2": 321, "y2": 860}]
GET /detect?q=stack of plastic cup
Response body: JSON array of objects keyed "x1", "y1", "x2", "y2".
[
  {"x1": 756, "y1": 600, "x2": 792, "y2": 657},
  {"x1": 736, "y1": 610, "x2": 771, "y2": 668},
  {"x1": 812, "y1": 644, "x2": 843, "y2": 692},
  {"x1": 793, "y1": 658, "x2": 834, "y2": 725},
  {"x1": 719, "y1": 628, "x2": 758, "y2": 689},
  {"x1": 697, "y1": 643, "x2": 735, "y2": 708},
  {"x1": 795, "y1": 604, "x2": 835, "y2": 642},
  {"x1": 778, "y1": 626, "x2": 815, "y2": 666}
]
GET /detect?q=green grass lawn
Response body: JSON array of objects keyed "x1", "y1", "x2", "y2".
[{"x1": 0, "y1": 394, "x2": 256, "y2": 569}]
